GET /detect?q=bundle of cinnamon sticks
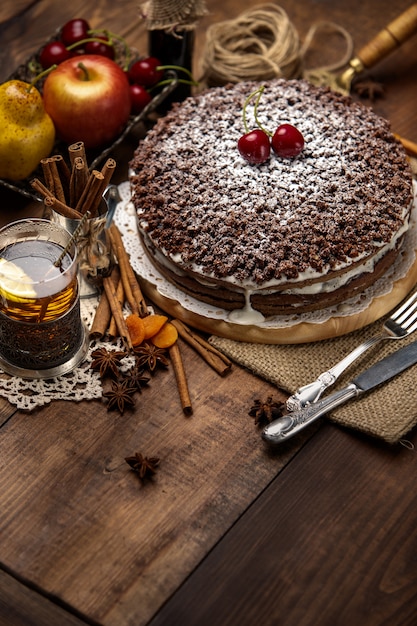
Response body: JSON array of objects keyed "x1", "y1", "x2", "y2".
[
  {"x1": 29, "y1": 143, "x2": 232, "y2": 414},
  {"x1": 30, "y1": 141, "x2": 116, "y2": 220},
  {"x1": 90, "y1": 224, "x2": 148, "y2": 350},
  {"x1": 89, "y1": 231, "x2": 232, "y2": 416}
]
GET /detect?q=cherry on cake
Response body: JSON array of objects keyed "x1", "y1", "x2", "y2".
[{"x1": 129, "y1": 79, "x2": 413, "y2": 323}]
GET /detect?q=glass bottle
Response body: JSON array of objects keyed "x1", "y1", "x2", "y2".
[{"x1": 149, "y1": 29, "x2": 194, "y2": 110}]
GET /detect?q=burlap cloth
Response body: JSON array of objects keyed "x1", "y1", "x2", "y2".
[{"x1": 209, "y1": 303, "x2": 417, "y2": 444}]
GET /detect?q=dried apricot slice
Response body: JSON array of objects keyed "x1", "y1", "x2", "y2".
[
  {"x1": 151, "y1": 322, "x2": 178, "y2": 348},
  {"x1": 142, "y1": 314, "x2": 168, "y2": 339},
  {"x1": 125, "y1": 314, "x2": 146, "y2": 346}
]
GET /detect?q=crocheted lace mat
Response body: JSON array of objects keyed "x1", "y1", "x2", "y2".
[{"x1": 0, "y1": 298, "x2": 138, "y2": 412}]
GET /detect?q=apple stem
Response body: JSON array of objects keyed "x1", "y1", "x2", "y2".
[
  {"x1": 27, "y1": 64, "x2": 57, "y2": 92},
  {"x1": 242, "y1": 86, "x2": 271, "y2": 136},
  {"x1": 77, "y1": 62, "x2": 91, "y2": 81}
]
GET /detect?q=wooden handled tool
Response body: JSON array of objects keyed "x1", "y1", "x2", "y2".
[
  {"x1": 307, "y1": 5, "x2": 417, "y2": 94},
  {"x1": 337, "y1": 4, "x2": 417, "y2": 91}
]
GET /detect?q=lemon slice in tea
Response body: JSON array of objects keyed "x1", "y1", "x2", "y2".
[{"x1": 0, "y1": 258, "x2": 37, "y2": 299}]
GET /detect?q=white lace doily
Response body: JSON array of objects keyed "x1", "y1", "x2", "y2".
[
  {"x1": 115, "y1": 180, "x2": 417, "y2": 329},
  {"x1": 0, "y1": 297, "x2": 139, "y2": 411}
]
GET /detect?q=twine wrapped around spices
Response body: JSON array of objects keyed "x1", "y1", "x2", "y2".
[{"x1": 201, "y1": 3, "x2": 353, "y2": 87}]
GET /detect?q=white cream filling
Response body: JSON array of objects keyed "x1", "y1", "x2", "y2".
[{"x1": 139, "y1": 206, "x2": 410, "y2": 297}]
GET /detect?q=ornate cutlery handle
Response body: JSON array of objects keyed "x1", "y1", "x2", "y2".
[
  {"x1": 263, "y1": 384, "x2": 359, "y2": 444},
  {"x1": 286, "y1": 335, "x2": 384, "y2": 412}
]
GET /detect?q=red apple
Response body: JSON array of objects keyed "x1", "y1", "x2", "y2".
[{"x1": 42, "y1": 55, "x2": 131, "y2": 149}]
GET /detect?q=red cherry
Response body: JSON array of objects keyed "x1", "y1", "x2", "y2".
[
  {"x1": 39, "y1": 41, "x2": 70, "y2": 69},
  {"x1": 130, "y1": 84, "x2": 152, "y2": 114},
  {"x1": 61, "y1": 18, "x2": 90, "y2": 47},
  {"x1": 128, "y1": 57, "x2": 164, "y2": 87},
  {"x1": 271, "y1": 124, "x2": 304, "y2": 158},
  {"x1": 238, "y1": 129, "x2": 271, "y2": 164},
  {"x1": 85, "y1": 36, "x2": 115, "y2": 59}
]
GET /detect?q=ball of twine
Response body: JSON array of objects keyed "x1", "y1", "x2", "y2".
[
  {"x1": 201, "y1": 3, "x2": 353, "y2": 88},
  {"x1": 202, "y1": 4, "x2": 302, "y2": 86}
]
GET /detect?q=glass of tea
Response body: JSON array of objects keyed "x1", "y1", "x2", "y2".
[{"x1": 0, "y1": 219, "x2": 88, "y2": 378}]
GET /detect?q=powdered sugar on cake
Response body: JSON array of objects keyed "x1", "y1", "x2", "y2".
[{"x1": 129, "y1": 79, "x2": 413, "y2": 318}]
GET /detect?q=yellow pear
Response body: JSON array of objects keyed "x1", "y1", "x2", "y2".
[{"x1": 0, "y1": 79, "x2": 55, "y2": 181}]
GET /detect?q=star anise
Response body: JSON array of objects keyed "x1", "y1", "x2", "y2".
[
  {"x1": 352, "y1": 78, "x2": 385, "y2": 101},
  {"x1": 103, "y1": 378, "x2": 136, "y2": 413},
  {"x1": 133, "y1": 341, "x2": 169, "y2": 372},
  {"x1": 125, "y1": 452, "x2": 160, "y2": 480},
  {"x1": 91, "y1": 347, "x2": 127, "y2": 379},
  {"x1": 249, "y1": 397, "x2": 285, "y2": 425},
  {"x1": 123, "y1": 365, "x2": 150, "y2": 392}
]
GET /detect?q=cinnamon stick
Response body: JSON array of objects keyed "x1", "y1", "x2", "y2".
[
  {"x1": 108, "y1": 223, "x2": 148, "y2": 317},
  {"x1": 68, "y1": 141, "x2": 87, "y2": 167},
  {"x1": 103, "y1": 275, "x2": 132, "y2": 350},
  {"x1": 75, "y1": 169, "x2": 105, "y2": 216},
  {"x1": 41, "y1": 156, "x2": 67, "y2": 203},
  {"x1": 108, "y1": 275, "x2": 125, "y2": 339},
  {"x1": 51, "y1": 154, "x2": 71, "y2": 201},
  {"x1": 169, "y1": 342, "x2": 193, "y2": 416},
  {"x1": 43, "y1": 195, "x2": 83, "y2": 220},
  {"x1": 100, "y1": 158, "x2": 117, "y2": 190},
  {"x1": 49, "y1": 157, "x2": 66, "y2": 203},
  {"x1": 30, "y1": 177, "x2": 54, "y2": 199},
  {"x1": 394, "y1": 134, "x2": 417, "y2": 158},
  {"x1": 40, "y1": 157, "x2": 55, "y2": 196},
  {"x1": 70, "y1": 156, "x2": 89, "y2": 207},
  {"x1": 171, "y1": 319, "x2": 232, "y2": 376},
  {"x1": 90, "y1": 265, "x2": 121, "y2": 339},
  {"x1": 90, "y1": 291, "x2": 111, "y2": 339}
]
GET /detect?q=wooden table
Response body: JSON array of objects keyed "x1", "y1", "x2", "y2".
[{"x1": 1, "y1": 2, "x2": 417, "y2": 625}]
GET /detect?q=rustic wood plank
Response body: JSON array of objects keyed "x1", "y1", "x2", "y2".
[
  {"x1": 0, "y1": 569, "x2": 89, "y2": 626},
  {"x1": 0, "y1": 0, "x2": 147, "y2": 81},
  {"x1": 149, "y1": 424, "x2": 417, "y2": 626},
  {"x1": 0, "y1": 340, "x2": 307, "y2": 626},
  {"x1": 0, "y1": 1, "x2": 35, "y2": 26},
  {"x1": 0, "y1": 402, "x2": 19, "y2": 428},
  {"x1": 1, "y1": 1, "x2": 417, "y2": 625},
  {"x1": 1, "y1": 0, "x2": 416, "y2": 142}
]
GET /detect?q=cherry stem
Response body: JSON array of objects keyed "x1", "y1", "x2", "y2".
[
  {"x1": 67, "y1": 37, "x2": 113, "y2": 51},
  {"x1": 242, "y1": 86, "x2": 271, "y2": 136},
  {"x1": 66, "y1": 30, "x2": 132, "y2": 69},
  {"x1": 152, "y1": 77, "x2": 199, "y2": 90},
  {"x1": 88, "y1": 28, "x2": 131, "y2": 69},
  {"x1": 27, "y1": 64, "x2": 57, "y2": 91},
  {"x1": 156, "y1": 64, "x2": 195, "y2": 81}
]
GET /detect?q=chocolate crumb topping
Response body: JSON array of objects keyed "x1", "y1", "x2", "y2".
[{"x1": 130, "y1": 79, "x2": 413, "y2": 287}]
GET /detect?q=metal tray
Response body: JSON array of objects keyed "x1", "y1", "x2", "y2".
[{"x1": 0, "y1": 29, "x2": 178, "y2": 202}]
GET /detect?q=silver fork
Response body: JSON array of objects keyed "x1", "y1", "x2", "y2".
[{"x1": 286, "y1": 290, "x2": 417, "y2": 412}]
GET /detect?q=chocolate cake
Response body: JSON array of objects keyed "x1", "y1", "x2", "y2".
[{"x1": 129, "y1": 78, "x2": 413, "y2": 322}]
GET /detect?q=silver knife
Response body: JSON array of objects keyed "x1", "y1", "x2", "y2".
[{"x1": 262, "y1": 340, "x2": 417, "y2": 445}]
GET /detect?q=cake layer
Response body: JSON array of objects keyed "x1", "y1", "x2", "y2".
[{"x1": 139, "y1": 229, "x2": 403, "y2": 316}]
